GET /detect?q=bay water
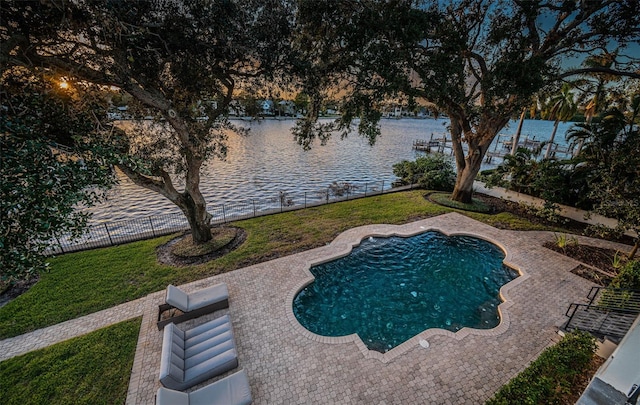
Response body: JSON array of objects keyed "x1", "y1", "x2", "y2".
[{"x1": 88, "y1": 117, "x2": 574, "y2": 223}]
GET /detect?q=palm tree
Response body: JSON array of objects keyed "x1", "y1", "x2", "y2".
[
  {"x1": 542, "y1": 83, "x2": 578, "y2": 159},
  {"x1": 510, "y1": 96, "x2": 541, "y2": 155},
  {"x1": 572, "y1": 52, "x2": 622, "y2": 156}
]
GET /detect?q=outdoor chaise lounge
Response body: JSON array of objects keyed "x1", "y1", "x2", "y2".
[
  {"x1": 157, "y1": 283, "x2": 229, "y2": 330},
  {"x1": 156, "y1": 370, "x2": 252, "y2": 405},
  {"x1": 159, "y1": 315, "x2": 239, "y2": 391}
]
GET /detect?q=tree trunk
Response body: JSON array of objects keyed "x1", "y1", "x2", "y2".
[
  {"x1": 629, "y1": 239, "x2": 639, "y2": 260},
  {"x1": 511, "y1": 109, "x2": 526, "y2": 155},
  {"x1": 451, "y1": 146, "x2": 485, "y2": 203},
  {"x1": 448, "y1": 112, "x2": 506, "y2": 204},
  {"x1": 115, "y1": 113, "x2": 213, "y2": 244},
  {"x1": 544, "y1": 120, "x2": 559, "y2": 159},
  {"x1": 573, "y1": 139, "x2": 584, "y2": 158},
  {"x1": 180, "y1": 191, "x2": 212, "y2": 243}
]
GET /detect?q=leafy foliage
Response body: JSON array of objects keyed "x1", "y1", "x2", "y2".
[
  {"x1": 486, "y1": 331, "x2": 597, "y2": 405},
  {"x1": 610, "y1": 260, "x2": 640, "y2": 291},
  {"x1": 393, "y1": 155, "x2": 455, "y2": 191},
  {"x1": 484, "y1": 148, "x2": 590, "y2": 208},
  {"x1": 582, "y1": 94, "x2": 640, "y2": 257},
  {"x1": 1, "y1": 69, "x2": 116, "y2": 285},
  {"x1": 292, "y1": 0, "x2": 640, "y2": 202},
  {"x1": 1, "y1": 0, "x2": 293, "y2": 243}
]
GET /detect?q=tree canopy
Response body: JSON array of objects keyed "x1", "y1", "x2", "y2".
[
  {"x1": 1, "y1": 0, "x2": 293, "y2": 243},
  {"x1": 1, "y1": 68, "x2": 116, "y2": 285},
  {"x1": 293, "y1": 0, "x2": 640, "y2": 202}
]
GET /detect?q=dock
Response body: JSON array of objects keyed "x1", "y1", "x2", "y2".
[
  {"x1": 413, "y1": 133, "x2": 451, "y2": 154},
  {"x1": 413, "y1": 132, "x2": 575, "y2": 165}
]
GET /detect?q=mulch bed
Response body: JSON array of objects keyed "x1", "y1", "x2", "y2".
[
  {"x1": 542, "y1": 242, "x2": 629, "y2": 286},
  {"x1": 0, "y1": 277, "x2": 40, "y2": 308},
  {"x1": 156, "y1": 226, "x2": 247, "y2": 267},
  {"x1": 543, "y1": 243, "x2": 620, "y2": 274}
]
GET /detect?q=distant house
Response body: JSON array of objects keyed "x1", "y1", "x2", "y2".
[
  {"x1": 107, "y1": 105, "x2": 130, "y2": 120},
  {"x1": 260, "y1": 100, "x2": 274, "y2": 116}
]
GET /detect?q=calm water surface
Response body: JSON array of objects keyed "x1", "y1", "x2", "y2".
[{"x1": 89, "y1": 118, "x2": 574, "y2": 223}]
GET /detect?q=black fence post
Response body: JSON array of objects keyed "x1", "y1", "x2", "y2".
[
  {"x1": 149, "y1": 216, "x2": 156, "y2": 237},
  {"x1": 252, "y1": 199, "x2": 256, "y2": 217},
  {"x1": 364, "y1": 183, "x2": 368, "y2": 196},
  {"x1": 381, "y1": 180, "x2": 385, "y2": 193},
  {"x1": 55, "y1": 236, "x2": 65, "y2": 254},
  {"x1": 222, "y1": 204, "x2": 227, "y2": 223},
  {"x1": 104, "y1": 223, "x2": 114, "y2": 246},
  {"x1": 304, "y1": 192, "x2": 307, "y2": 208}
]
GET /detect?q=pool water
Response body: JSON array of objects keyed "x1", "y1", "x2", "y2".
[{"x1": 292, "y1": 231, "x2": 518, "y2": 353}]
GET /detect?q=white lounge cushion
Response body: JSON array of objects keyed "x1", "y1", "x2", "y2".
[
  {"x1": 166, "y1": 283, "x2": 229, "y2": 312},
  {"x1": 189, "y1": 370, "x2": 252, "y2": 405},
  {"x1": 187, "y1": 283, "x2": 229, "y2": 311},
  {"x1": 156, "y1": 386, "x2": 189, "y2": 405},
  {"x1": 156, "y1": 370, "x2": 252, "y2": 405},
  {"x1": 166, "y1": 285, "x2": 190, "y2": 312},
  {"x1": 159, "y1": 315, "x2": 238, "y2": 391}
]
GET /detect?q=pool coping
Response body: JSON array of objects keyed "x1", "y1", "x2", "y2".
[{"x1": 285, "y1": 221, "x2": 530, "y2": 363}]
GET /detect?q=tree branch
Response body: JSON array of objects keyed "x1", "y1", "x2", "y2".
[{"x1": 559, "y1": 67, "x2": 640, "y2": 80}]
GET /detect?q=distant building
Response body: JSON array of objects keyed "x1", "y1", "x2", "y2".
[{"x1": 260, "y1": 100, "x2": 274, "y2": 116}]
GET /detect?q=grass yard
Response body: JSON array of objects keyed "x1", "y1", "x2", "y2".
[
  {"x1": 0, "y1": 190, "x2": 618, "y2": 405},
  {"x1": 0, "y1": 190, "x2": 559, "y2": 339},
  {"x1": 0, "y1": 318, "x2": 140, "y2": 405}
]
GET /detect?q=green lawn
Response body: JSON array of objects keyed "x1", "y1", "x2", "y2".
[
  {"x1": 0, "y1": 190, "x2": 554, "y2": 339},
  {"x1": 0, "y1": 318, "x2": 140, "y2": 405},
  {"x1": 0, "y1": 190, "x2": 592, "y2": 405}
]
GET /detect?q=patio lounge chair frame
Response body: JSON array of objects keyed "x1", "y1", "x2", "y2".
[{"x1": 157, "y1": 283, "x2": 229, "y2": 330}]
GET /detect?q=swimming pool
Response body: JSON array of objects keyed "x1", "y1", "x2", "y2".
[{"x1": 292, "y1": 231, "x2": 519, "y2": 353}]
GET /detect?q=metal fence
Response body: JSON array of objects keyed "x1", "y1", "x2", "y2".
[{"x1": 47, "y1": 180, "x2": 413, "y2": 255}]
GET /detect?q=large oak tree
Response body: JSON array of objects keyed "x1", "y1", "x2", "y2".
[
  {"x1": 293, "y1": 0, "x2": 640, "y2": 202},
  {"x1": 1, "y1": 0, "x2": 292, "y2": 243}
]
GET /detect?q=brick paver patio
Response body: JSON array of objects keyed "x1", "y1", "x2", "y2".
[{"x1": 3, "y1": 212, "x2": 631, "y2": 404}]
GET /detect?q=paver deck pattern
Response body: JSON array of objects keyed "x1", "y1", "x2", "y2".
[{"x1": 2, "y1": 212, "x2": 632, "y2": 404}]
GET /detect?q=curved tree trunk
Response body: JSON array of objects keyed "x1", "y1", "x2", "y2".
[
  {"x1": 451, "y1": 154, "x2": 484, "y2": 203},
  {"x1": 118, "y1": 163, "x2": 214, "y2": 244},
  {"x1": 511, "y1": 109, "x2": 526, "y2": 155},
  {"x1": 449, "y1": 113, "x2": 506, "y2": 204},
  {"x1": 179, "y1": 191, "x2": 212, "y2": 243},
  {"x1": 544, "y1": 120, "x2": 560, "y2": 159},
  {"x1": 115, "y1": 112, "x2": 213, "y2": 244}
]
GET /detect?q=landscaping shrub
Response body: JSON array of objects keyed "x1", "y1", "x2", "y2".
[
  {"x1": 486, "y1": 330, "x2": 596, "y2": 405},
  {"x1": 483, "y1": 148, "x2": 592, "y2": 209},
  {"x1": 610, "y1": 260, "x2": 640, "y2": 290},
  {"x1": 392, "y1": 154, "x2": 455, "y2": 191}
]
